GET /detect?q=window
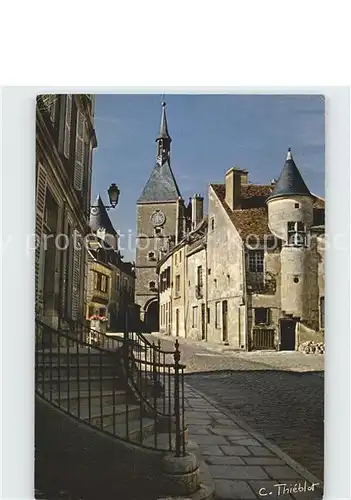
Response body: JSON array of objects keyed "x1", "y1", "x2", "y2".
[
  {"x1": 287, "y1": 221, "x2": 307, "y2": 246},
  {"x1": 295, "y1": 203, "x2": 300, "y2": 208},
  {"x1": 149, "y1": 281, "x2": 156, "y2": 290},
  {"x1": 215, "y1": 302, "x2": 221, "y2": 328},
  {"x1": 320, "y1": 297, "x2": 325, "y2": 329},
  {"x1": 192, "y1": 306, "x2": 198, "y2": 328},
  {"x1": 101, "y1": 275, "x2": 107, "y2": 292},
  {"x1": 254, "y1": 308, "x2": 270, "y2": 325},
  {"x1": 208, "y1": 268, "x2": 211, "y2": 275},
  {"x1": 179, "y1": 251, "x2": 182, "y2": 263},
  {"x1": 99, "y1": 307, "x2": 106, "y2": 317},
  {"x1": 207, "y1": 307, "x2": 211, "y2": 324},
  {"x1": 197, "y1": 266, "x2": 203, "y2": 287},
  {"x1": 155, "y1": 227, "x2": 162, "y2": 235},
  {"x1": 211, "y1": 217, "x2": 215, "y2": 230},
  {"x1": 88, "y1": 305, "x2": 95, "y2": 317},
  {"x1": 175, "y1": 253, "x2": 178, "y2": 265},
  {"x1": 148, "y1": 251, "x2": 156, "y2": 261},
  {"x1": 248, "y1": 250, "x2": 264, "y2": 272},
  {"x1": 175, "y1": 274, "x2": 180, "y2": 295},
  {"x1": 116, "y1": 274, "x2": 120, "y2": 291}
]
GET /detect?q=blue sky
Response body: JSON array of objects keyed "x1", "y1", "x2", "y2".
[{"x1": 92, "y1": 94, "x2": 325, "y2": 262}]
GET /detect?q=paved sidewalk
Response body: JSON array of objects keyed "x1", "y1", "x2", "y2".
[{"x1": 184, "y1": 383, "x2": 323, "y2": 500}]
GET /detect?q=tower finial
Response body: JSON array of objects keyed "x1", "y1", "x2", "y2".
[{"x1": 286, "y1": 147, "x2": 293, "y2": 160}]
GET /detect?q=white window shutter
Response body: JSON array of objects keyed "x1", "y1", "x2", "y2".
[
  {"x1": 63, "y1": 95, "x2": 72, "y2": 159},
  {"x1": 74, "y1": 108, "x2": 85, "y2": 191},
  {"x1": 71, "y1": 230, "x2": 82, "y2": 320},
  {"x1": 35, "y1": 164, "x2": 47, "y2": 301}
]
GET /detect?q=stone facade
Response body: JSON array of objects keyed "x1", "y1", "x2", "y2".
[
  {"x1": 36, "y1": 94, "x2": 96, "y2": 329},
  {"x1": 157, "y1": 149, "x2": 325, "y2": 351}
]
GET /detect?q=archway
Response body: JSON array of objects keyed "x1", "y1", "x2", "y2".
[{"x1": 144, "y1": 299, "x2": 159, "y2": 333}]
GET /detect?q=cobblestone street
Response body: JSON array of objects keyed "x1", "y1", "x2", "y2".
[{"x1": 150, "y1": 334, "x2": 324, "y2": 483}]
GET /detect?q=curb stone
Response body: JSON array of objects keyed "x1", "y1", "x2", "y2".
[{"x1": 184, "y1": 382, "x2": 323, "y2": 487}]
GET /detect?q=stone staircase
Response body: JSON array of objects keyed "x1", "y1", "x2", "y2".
[{"x1": 35, "y1": 321, "x2": 213, "y2": 499}]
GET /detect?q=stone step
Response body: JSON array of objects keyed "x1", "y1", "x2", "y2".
[
  {"x1": 79, "y1": 403, "x2": 142, "y2": 428},
  {"x1": 36, "y1": 364, "x2": 119, "y2": 379},
  {"x1": 104, "y1": 417, "x2": 156, "y2": 444},
  {"x1": 38, "y1": 388, "x2": 127, "y2": 405},
  {"x1": 36, "y1": 376, "x2": 118, "y2": 392}
]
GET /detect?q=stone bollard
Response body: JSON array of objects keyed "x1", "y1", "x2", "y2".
[{"x1": 161, "y1": 452, "x2": 200, "y2": 496}]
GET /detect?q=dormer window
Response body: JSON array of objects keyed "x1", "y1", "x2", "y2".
[
  {"x1": 287, "y1": 222, "x2": 307, "y2": 246},
  {"x1": 149, "y1": 281, "x2": 156, "y2": 291}
]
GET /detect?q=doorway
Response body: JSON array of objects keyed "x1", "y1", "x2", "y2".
[
  {"x1": 280, "y1": 318, "x2": 297, "y2": 351},
  {"x1": 222, "y1": 300, "x2": 228, "y2": 343},
  {"x1": 145, "y1": 300, "x2": 159, "y2": 332},
  {"x1": 201, "y1": 303, "x2": 206, "y2": 340}
]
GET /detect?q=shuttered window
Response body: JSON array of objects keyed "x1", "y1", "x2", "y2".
[
  {"x1": 63, "y1": 95, "x2": 72, "y2": 159},
  {"x1": 71, "y1": 230, "x2": 82, "y2": 320},
  {"x1": 74, "y1": 108, "x2": 85, "y2": 191},
  {"x1": 49, "y1": 95, "x2": 56, "y2": 123},
  {"x1": 35, "y1": 164, "x2": 47, "y2": 300}
]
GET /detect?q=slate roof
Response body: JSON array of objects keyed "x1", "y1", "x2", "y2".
[
  {"x1": 157, "y1": 102, "x2": 171, "y2": 141},
  {"x1": 89, "y1": 195, "x2": 117, "y2": 235},
  {"x1": 211, "y1": 182, "x2": 324, "y2": 240},
  {"x1": 267, "y1": 148, "x2": 312, "y2": 200},
  {"x1": 137, "y1": 160, "x2": 182, "y2": 203}
]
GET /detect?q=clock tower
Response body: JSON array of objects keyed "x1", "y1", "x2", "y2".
[{"x1": 135, "y1": 102, "x2": 184, "y2": 332}]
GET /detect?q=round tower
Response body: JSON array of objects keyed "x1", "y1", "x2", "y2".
[{"x1": 267, "y1": 148, "x2": 313, "y2": 322}]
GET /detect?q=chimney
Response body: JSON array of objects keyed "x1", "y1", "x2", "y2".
[
  {"x1": 191, "y1": 194, "x2": 204, "y2": 230},
  {"x1": 225, "y1": 167, "x2": 244, "y2": 211},
  {"x1": 240, "y1": 170, "x2": 249, "y2": 184}
]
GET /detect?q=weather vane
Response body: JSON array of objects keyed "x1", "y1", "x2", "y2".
[{"x1": 161, "y1": 93, "x2": 165, "y2": 105}]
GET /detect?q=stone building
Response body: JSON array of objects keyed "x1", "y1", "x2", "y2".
[
  {"x1": 135, "y1": 102, "x2": 190, "y2": 332},
  {"x1": 35, "y1": 94, "x2": 97, "y2": 329},
  {"x1": 88, "y1": 196, "x2": 136, "y2": 331},
  {"x1": 158, "y1": 148, "x2": 325, "y2": 350}
]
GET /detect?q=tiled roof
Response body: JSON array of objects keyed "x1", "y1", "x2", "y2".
[{"x1": 211, "y1": 183, "x2": 324, "y2": 240}]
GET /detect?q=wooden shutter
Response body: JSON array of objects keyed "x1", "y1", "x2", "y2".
[
  {"x1": 71, "y1": 230, "x2": 82, "y2": 320},
  {"x1": 63, "y1": 94, "x2": 72, "y2": 159},
  {"x1": 74, "y1": 108, "x2": 85, "y2": 191},
  {"x1": 49, "y1": 94, "x2": 56, "y2": 123},
  {"x1": 35, "y1": 164, "x2": 47, "y2": 301},
  {"x1": 85, "y1": 141, "x2": 93, "y2": 214}
]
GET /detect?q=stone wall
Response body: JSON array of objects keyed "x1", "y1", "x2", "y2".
[
  {"x1": 206, "y1": 186, "x2": 246, "y2": 348},
  {"x1": 185, "y1": 246, "x2": 207, "y2": 340},
  {"x1": 135, "y1": 201, "x2": 178, "y2": 315}
]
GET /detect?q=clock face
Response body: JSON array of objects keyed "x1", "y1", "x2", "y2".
[{"x1": 151, "y1": 210, "x2": 166, "y2": 227}]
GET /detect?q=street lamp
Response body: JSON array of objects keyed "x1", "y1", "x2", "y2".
[{"x1": 90, "y1": 183, "x2": 120, "y2": 215}]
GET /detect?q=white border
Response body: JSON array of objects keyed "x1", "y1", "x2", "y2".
[{"x1": 1, "y1": 87, "x2": 350, "y2": 500}]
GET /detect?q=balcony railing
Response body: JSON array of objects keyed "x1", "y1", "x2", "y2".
[{"x1": 246, "y1": 272, "x2": 276, "y2": 294}]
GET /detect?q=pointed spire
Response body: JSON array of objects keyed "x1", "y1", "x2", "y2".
[
  {"x1": 90, "y1": 194, "x2": 117, "y2": 235},
  {"x1": 267, "y1": 147, "x2": 312, "y2": 201},
  {"x1": 157, "y1": 101, "x2": 172, "y2": 141}
]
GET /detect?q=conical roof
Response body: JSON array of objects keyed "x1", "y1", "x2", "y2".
[
  {"x1": 137, "y1": 159, "x2": 181, "y2": 203},
  {"x1": 89, "y1": 195, "x2": 117, "y2": 235},
  {"x1": 267, "y1": 148, "x2": 311, "y2": 201}
]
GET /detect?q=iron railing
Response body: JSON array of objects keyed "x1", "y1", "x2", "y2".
[{"x1": 35, "y1": 319, "x2": 186, "y2": 457}]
